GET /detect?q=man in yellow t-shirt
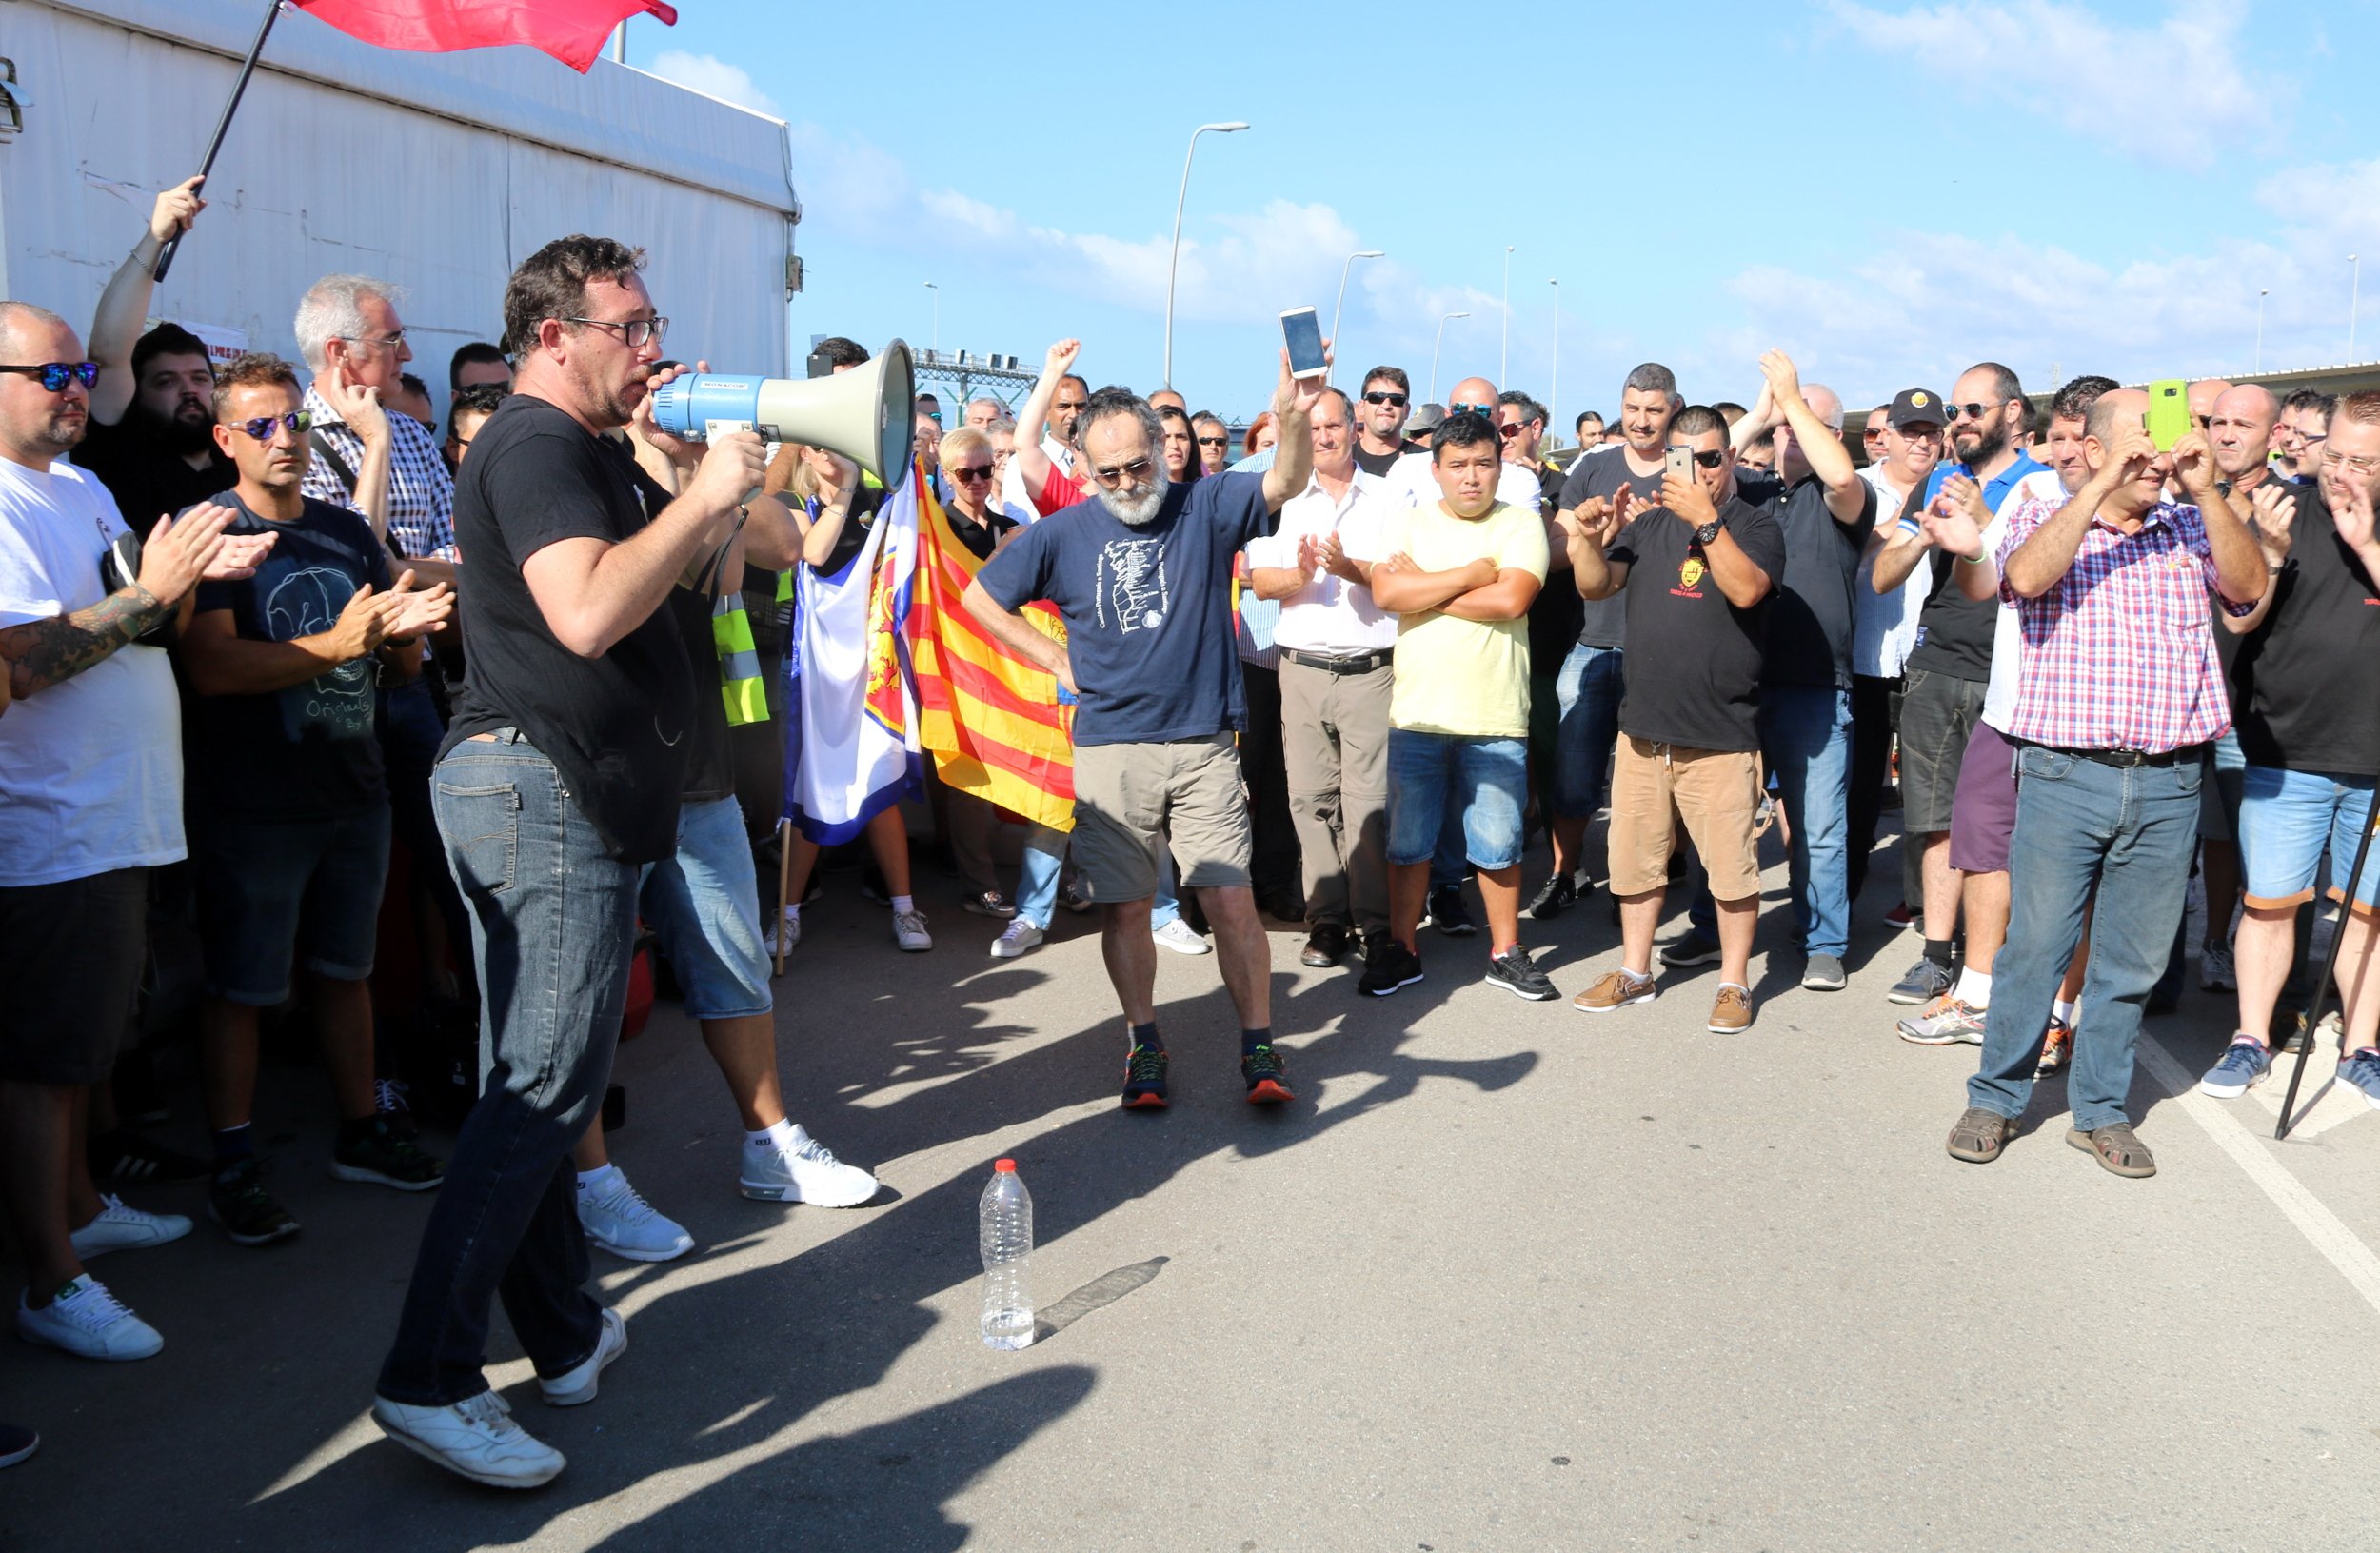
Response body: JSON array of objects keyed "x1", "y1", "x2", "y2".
[{"x1": 1359, "y1": 410, "x2": 1553, "y2": 1001}]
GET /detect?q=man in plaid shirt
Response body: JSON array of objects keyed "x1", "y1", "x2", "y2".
[
  {"x1": 1941, "y1": 387, "x2": 2265, "y2": 1178},
  {"x1": 293, "y1": 274, "x2": 459, "y2": 585}
]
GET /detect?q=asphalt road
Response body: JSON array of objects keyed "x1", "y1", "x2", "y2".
[{"x1": 6, "y1": 839, "x2": 2378, "y2": 1552}]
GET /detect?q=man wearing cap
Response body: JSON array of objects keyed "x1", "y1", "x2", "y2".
[{"x1": 1403, "y1": 404, "x2": 1445, "y2": 454}]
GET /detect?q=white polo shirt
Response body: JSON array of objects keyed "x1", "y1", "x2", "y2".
[
  {"x1": 1244, "y1": 467, "x2": 1398, "y2": 656},
  {"x1": 1854, "y1": 461, "x2": 1926, "y2": 679}
]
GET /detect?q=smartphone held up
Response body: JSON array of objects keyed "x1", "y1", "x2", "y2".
[{"x1": 1279, "y1": 307, "x2": 1328, "y2": 380}]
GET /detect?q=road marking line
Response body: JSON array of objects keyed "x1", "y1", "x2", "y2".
[{"x1": 2139, "y1": 1035, "x2": 2380, "y2": 1320}]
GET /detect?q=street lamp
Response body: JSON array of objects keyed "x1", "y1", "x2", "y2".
[
  {"x1": 922, "y1": 281, "x2": 939, "y2": 356},
  {"x1": 2257, "y1": 288, "x2": 2268, "y2": 372},
  {"x1": 1548, "y1": 278, "x2": 1560, "y2": 440},
  {"x1": 1162, "y1": 120, "x2": 1249, "y2": 388},
  {"x1": 2352, "y1": 255, "x2": 2363, "y2": 363},
  {"x1": 1499, "y1": 245, "x2": 1515, "y2": 385},
  {"x1": 1329, "y1": 249, "x2": 1384, "y2": 382},
  {"x1": 1430, "y1": 310, "x2": 1470, "y2": 402}
]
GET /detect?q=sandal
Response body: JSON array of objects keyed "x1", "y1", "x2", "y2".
[
  {"x1": 2066, "y1": 1123, "x2": 2156, "y2": 1179},
  {"x1": 1946, "y1": 1106, "x2": 2016, "y2": 1164}
]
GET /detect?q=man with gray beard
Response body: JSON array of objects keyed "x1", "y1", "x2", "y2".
[{"x1": 968, "y1": 356, "x2": 1325, "y2": 1110}]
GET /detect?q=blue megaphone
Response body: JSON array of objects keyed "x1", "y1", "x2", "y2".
[{"x1": 646, "y1": 339, "x2": 914, "y2": 486}]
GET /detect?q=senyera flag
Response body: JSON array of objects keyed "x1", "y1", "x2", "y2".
[{"x1": 293, "y1": 0, "x2": 678, "y2": 73}]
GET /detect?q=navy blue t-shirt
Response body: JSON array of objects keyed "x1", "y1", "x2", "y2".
[
  {"x1": 186, "y1": 491, "x2": 396, "y2": 819},
  {"x1": 977, "y1": 471, "x2": 1273, "y2": 747}
]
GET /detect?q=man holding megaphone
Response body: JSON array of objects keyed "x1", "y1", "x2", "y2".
[{"x1": 372, "y1": 234, "x2": 767, "y2": 1489}]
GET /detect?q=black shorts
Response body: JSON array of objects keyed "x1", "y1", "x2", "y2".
[{"x1": 0, "y1": 867, "x2": 149, "y2": 1085}]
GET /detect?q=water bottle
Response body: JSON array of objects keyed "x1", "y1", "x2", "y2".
[{"x1": 979, "y1": 1158, "x2": 1034, "y2": 1350}]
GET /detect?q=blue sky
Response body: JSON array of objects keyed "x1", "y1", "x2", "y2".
[{"x1": 627, "y1": 1, "x2": 2380, "y2": 426}]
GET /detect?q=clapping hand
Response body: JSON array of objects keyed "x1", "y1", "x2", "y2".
[
  {"x1": 2249, "y1": 482, "x2": 2298, "y2": 566},
  {"x1": 381, "y1": 570, "x2": 455, "y2": 640}
]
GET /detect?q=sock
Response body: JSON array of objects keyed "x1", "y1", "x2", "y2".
[
  {"x1": 891, "y1": 894, "x2": 915, "y2": 915},
  {"x1": 576, "y1": 1164, "x2": 618, "y2": 1194},
  {"x1": 1240, "y1": 1026, "x2": 1272, "y2": 1056},
  {"x1": 1923, "y1": 937, "x2": 1955, "y2": 969},
  {"x1": 1128, "y1": 1021, "x2": 1163, "y2": 1052},
  {"x1": 746, "y1": 1118, "x2": 799, "y2": 1152},
  {"x1": 212, "y1": 1124, "x2": 254, "y2": 1168},
  {"x1": 1954, "y1": 966, "x2": 1993, "y2": 1007},
  {"x1": 783, "y1": 902, "x2": 801, "y2": 920},
  {"x1": 2054, "y1": 997, "x2": 2079, "y2": 1027}
]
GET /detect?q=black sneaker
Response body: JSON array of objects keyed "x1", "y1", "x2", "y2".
[
  {"x1": 1526, "y1": 873, "x2": 1577, "y2": 921},
  {"x1": 1358, "y1": 938, "x2": 1424, "y2": 997},
  {"x1": 1426, "y1": 886, "x2": 1476, "y2": 936},
  {"x1": 1484, "y1": 945, "x2": 1559, "y2": 1002},
  {"x1": 1241, "y1": 1045, "x2": 1294, "y2": 1105},
  {"x1": 1121, "y1": 1044, "x2": 1169, "y2": 1110},
  {"x1": 87, "y1": 1127, "x2": 209, "y2": 1184},
  {"x1": 1658, "y1": 930, "x2": 1723, "y2": 968},
  {"x1": 332, "y1": 1118, "x2": 446, "y2": 1192},
  {"x1": 209, "y1": 1159, "x2": 301, "y2": 1245}
]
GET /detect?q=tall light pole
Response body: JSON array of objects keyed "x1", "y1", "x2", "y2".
[
  {"x1": 1499, "y1": 245, "x2": 1515, "y2": 385},
  {"x1": 1431, "y1": 310, "x2": 1470, "y2": 402},
  {"x1": 2352, "y1": 254, "x2": 2363, "y2": 363},
  {"x1": 2257, "y1": 288, "x2": 2268, "y2": 372},
  {"x1": 1548, "y1": 278, "x2": 1560, "y2": 441},
  {"x1": 1329, "y1": 249, "x2": 1384, "y2": 382},
  {"x1": 922, "y1": 281, "x2": 939, "y2": 356},
  {"x1": 1162, "y1": 120, "x2": 1249, "y2": 388}
]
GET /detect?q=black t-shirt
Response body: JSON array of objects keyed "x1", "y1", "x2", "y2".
[
  {"x1": 442, "y1": 395, "x2": 697, "y2": 864},
  {"x1": 1608, "y1": 489, "x2": 1789, "y2": 752},
  {"x1": 1522, "y1": 460, "x2": 1581, "y2": 676},
  {"x1": 186, "y1": 492, "x2": 394, "y2": 820},
  {"x1": 944, "y1": 504, "x2": 1019, "y2": 563},
  {"x1": 1900, "y1": 483, "x2": 1994, "y2": 683},
  {"x1": 1353, "y1": 442, "x2": 1404, "y2": 478},
  {"x1": 1753, "y1": 471, "x2": 1878, "y2": 689},
  {"x1": 71, "y1": 412, "x2": 238, "y2": 530},
  {"x1": 2232, "y1": 484, "x2": 2380, "y2": 774},
  {"x1": 1560, "y1": 445, "x2": 1672, "y2": 649}
]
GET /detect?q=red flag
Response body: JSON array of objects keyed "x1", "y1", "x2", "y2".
[{"x1": 293, "y1": 0, "x2": 677, "y2": 74}]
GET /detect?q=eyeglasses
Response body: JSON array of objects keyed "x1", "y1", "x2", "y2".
[
  {"x1": 1862, "y1": 426, "x2": 1888, "y2": 439},
  {"x1": 1449, "y1": 402, "x2": 1495, "y2": 417},
  {"x1": 1669, "y1": 448, "x2": 1727, "y2": 468},
  {"x1": 1361, "y1": 391, "x2": 1408, "y2": 407},
  {"x1": 340, "y1": 329, "x2": 408, "y2": 353},
  {"x1": 2321, "y1": 447, "x2": 2380, "y2": 476},
  {"x1": 563, "y1": 315, "x2": 667, "y2": 350},
  {"x1": 1196, "y1": 435, "x2": 1229, "y2": 448},
  {"x1": 229, "y1": 410, "x2": 315, "y2": 442},
  {"x1": 950, "y1": 463, "x2": 995, "y2": 483},
  {"x1": 0, "y1": 361, "x2": 99, "y2": 392},
  {"x1": 1948, "y1": 402, "x2": 2002, "y2": 422},
  {"x1": 1089, "y1": 455, "x2": 1155, "y2": 488},
  {"x1": 1496, "y1": 422, "x2": 1526, "y2": 439}
]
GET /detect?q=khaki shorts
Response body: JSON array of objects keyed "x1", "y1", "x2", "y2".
[
  {"x1": 1071, "y1": 734, "x2": 1254, "y2": 903},
  {"x1": 1607, "y1": 736, "x2": 1763, "y2": 901}
]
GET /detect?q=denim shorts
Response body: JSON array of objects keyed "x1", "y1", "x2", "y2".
[
  {"x1": 2239, "y1": 764, "x2": 2380, "y2": 913},
  {"x1": 1386, "y1": 731, "x2": 1527, "y2": 870},
  {"x1": 641, "y1": 795, "x2": 772, "y2": 1020},
  {"x1": 2197, "y1": 728, "x2": 2247, "y2": 843},
  {"x1": 1552, "y1": 644, "x2": 1624, "y2": 818},
  {"x1": 194, "y1": 806, "x2": 392, "y2": 1005}
]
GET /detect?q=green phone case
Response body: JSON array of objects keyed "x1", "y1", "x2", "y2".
[{"x1": 2145, "y1": 379, "x2": 2192, "y2": 450}]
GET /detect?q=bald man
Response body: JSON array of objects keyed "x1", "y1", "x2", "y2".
[{"x1": 2188, "y1": 378, "x2": 2233, "y2": 434}]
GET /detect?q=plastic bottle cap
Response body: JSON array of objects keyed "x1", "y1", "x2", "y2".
[{"x1": 994, "y1": 1158, "x2": 1017, "y2": 1173}]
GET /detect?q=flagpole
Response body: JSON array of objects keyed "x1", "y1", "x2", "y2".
[{"x1": 153, "y1": 0, "x2": 287, "y2": 283}]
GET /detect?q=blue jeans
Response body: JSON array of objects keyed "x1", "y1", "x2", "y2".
[
  {"x1": 1968, "y1": 748, "x2": 2202, "y2": 1132},
  {"x1": 1388, "y1": 731, "x2": 1528, "y2": 871},
  {"x1": 378, "y1": 731, "x2": 640, "y2": 1405},
  {"x1": 640, "y1": 795, "x2": 770, "y2": 1021},
  {"x1": 1689, "y1": 686, "x2": 1854, "y2": 958},
  {"x1": 1015, "y1": 824, "x2": 1067, "y2": 928},
  {"x1": 1553, "y1": 644, "x2": 1624, "y2": 818}
]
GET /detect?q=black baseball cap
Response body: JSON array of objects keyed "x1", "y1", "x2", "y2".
[{"x1": 1887, "y1": 388, "x2": 1946, "y2": 430}]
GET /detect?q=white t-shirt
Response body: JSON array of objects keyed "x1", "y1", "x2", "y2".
[
  {"x1": 998, "y1": 434, "x2": 1072, "y2": 526},
  {"x1": 1243, "y1": 468, "x2": 1398, "y2": 654},
  {"x1": 0, "y1": 458, "x2": 186, "y2": 886},
  {"x1": 1854, "y1": 463, "x2": 1926, "y2": 678},
  {"x1": 1980, "y1": 468, "x2": 2067, "y2": 733},
  {"x1": 1381, "y1": 448, "x2": 1543, "y2": 514}
]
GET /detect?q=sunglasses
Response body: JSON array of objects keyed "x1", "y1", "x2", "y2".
[
  {"x1": 925, "y1": 410, "x2": 943, "y2": 424},
  {"x1": 1449, "y1": 402, "x2": 1496, "y2": 417},
  {"x1": 1496, "y1": 422, "x2": 1526, "y2": 439},
  {"x1": 0, "y1": 361, "x2": 100, "y2": 392},
  {"x1": 1197, "y1": 435, "x2": 1229, "y2": 448},
  {"x1": 1361, "y1": 391, "x2": 1408, "y2": 407},
  {"x1": 230, "y1": 410, "x2": 315, "y2": 442},
  {"x1": 951, "y1": 463, "x2": 994, "y2": 483},
  {"x1": 1668, "y1": 447, "x2": 1727, "y2": 468},
  {"x1": 1090, "y1": 455, "x2": 1155, "y2": 487},
  {"x1": 1948, "y1": 402, "x2": 2001, "y2": 422}
]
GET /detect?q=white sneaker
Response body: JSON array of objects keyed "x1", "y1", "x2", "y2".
[
  {"x1": 990, "y1": 919, "x2": 1046, "y2": 959},
  {"x1": 69, "y1": 1194, "x2": 192, "y2": 1261},
  {"x1": 539, "y1": 1306, "x2": 625, "y2": 1407},
  {"x1": 770, "y1": 906, "x2": 801, "y2": 955},
  {"x1": 575, "y1": 1168, "x2": 693, "y2": 1263},
  {"x1": 372, "y1": 1389, "x2": 565, "y2": 1488},
  {"x1": 1153, "y1": 918, "x2": 1212, "y2": 956},
  {"x1": 893, "y1": 907, "x2": 933, "y2": 952},
  {"x1": 2200, "y1": 943, "x2": 2236, "y2": 992},
  {"x1": 15, "y1": 1275, "x2": 162, "y2": 1361},
  {"x1": 740, "y1": 1124, "x2": 880, "y2": 1206}
]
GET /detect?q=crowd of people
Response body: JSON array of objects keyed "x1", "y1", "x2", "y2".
[{"x1": 0, "y1": 172, "x2": 2373, "y2": 1485}]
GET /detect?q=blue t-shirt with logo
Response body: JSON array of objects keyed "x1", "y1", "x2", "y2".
[{"x1": 978, "y1": 471, "x2": 1273, "y2": 747}]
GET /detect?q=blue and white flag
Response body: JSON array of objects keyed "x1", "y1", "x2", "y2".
[{"x1": 782, "y1": 469, "x2": 923, "y2": 844}]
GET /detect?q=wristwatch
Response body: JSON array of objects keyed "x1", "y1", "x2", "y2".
[{"x1": 1693, "y1": 518, "x2": 1722, "y2": 547}]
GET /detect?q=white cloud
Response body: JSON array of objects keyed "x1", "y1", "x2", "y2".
[
  {"x1": 646, "y1": 50, "x2": 778, "y2": 117},
  {"x1": 1823, "y1": 0, "x2": 2279, "y2": 168}
]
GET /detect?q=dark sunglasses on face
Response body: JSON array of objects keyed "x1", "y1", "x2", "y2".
[
  {"x1": 230, "y1": 410, "x2": 315, "y2": 442},
  {"x1": 1091, "y1": 455, "x2": 1154, "y2": 487},
  {"x1": 0, "y1": 361, "x2": 100, "y2": 392},
  {"x1": 1496, "y1": 422, "x2": 1525, "y2": 439},
  {"x1": 951, "y1": 464, "x2": 994, "y2": 483},
  {"x1": 1196, "y1": 435, "x2": 1229, "y2": 448},
  {"x1": 1948, "y1": 402, "x2": 1998, "y2": 422},
  {"x1": 1449, "y1": 402, "x2": 1495, "y2": 417},
  {"x1": 1362, "y1": 391, "x2": 1408, "y2": 407},
  {"x1": 1669, "y1": 447, "x2": 1727, "y2": 468}
]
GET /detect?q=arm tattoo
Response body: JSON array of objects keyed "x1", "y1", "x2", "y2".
[{"x1": 0, "y1": 584, "x2": 170, "y2": 698}]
